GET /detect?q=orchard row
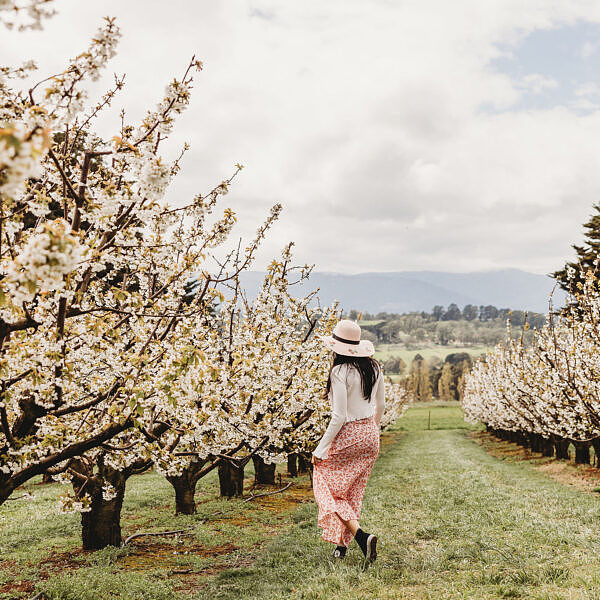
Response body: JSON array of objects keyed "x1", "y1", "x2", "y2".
[
  {"x1": 463, "y1": 271, "x2": 600, "y2": 466},
  {"x1": 0, "y1": 7, "x2": 410, "y2": 550}
]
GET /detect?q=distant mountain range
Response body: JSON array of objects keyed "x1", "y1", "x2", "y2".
[{"x1": 238, "y1": 269, "x2": 566, "y2": 314}]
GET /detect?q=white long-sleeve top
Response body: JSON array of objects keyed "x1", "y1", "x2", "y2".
[{"x1": 312, "y1": 363, "x2": 385, "y2": 460}]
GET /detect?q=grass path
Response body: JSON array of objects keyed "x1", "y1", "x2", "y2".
[
  {"x1": 7, "y1": 402, "x2": 600, "y2": 599},
  {"x1": 373, "y1": 344, "x2": 491, "y2": 363},
  {"x1": 194, "y1": 404, "x2": 600, "y2": 600}
]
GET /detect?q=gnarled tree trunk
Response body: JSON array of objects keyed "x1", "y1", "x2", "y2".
[
  {"x1": 492, "y1": 428, "x2": 506, "y2": 441},
  {"x1": 516, "y1": 431, "x2": 529, "y2": 448},
  {"x1": 287, "y1": 453, "x2": 298, "y2": 478},
  {"x1": 218, "y1": 459, "x2": 244, "y2": 497},
  {"x1": 296, "y1": 451, "x2": 313, "y2": 488},
  {"x1": 591, "y1": 439, "x2": 600, "y2": 467},
  {"x1": 70, "y1": 455, "x2": 151, "y2": 550},
  {"x1": 252, "y1": 455, "x2": 276, "y2": 485},
  {"x1": 297, "y1": 453, "x2": 310, "y2": 474},
  {"x1": 165, "y1": 459, "x2": 209, "y2": 515},
  {"x1": 540, "y1": 437, "x2": 554, "y2": 457},
  {"x1": 81, "y1": 475, "x2": 126, "y2": 550},
  {"x1": 529, "y1": 433, "x2": 542, "y2": 453},
  {"x1": 70, "y1": 459, "x2": 128, "y2": 550},
  {"x1": 553, "y1": 436, "x2": 570, "y2": 460},
  {"x1": 574, "y1": 441, "x2": 591, "y2": 465}
]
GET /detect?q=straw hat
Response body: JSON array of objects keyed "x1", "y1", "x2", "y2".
[{"x1": 322, "y1": 319, "x2": 375, "y2": 357}]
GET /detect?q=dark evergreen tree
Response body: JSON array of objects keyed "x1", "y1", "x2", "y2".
[
  {"x1": 432, "y1": 305, "x2": 444, "y2": 321},
  {"x1": 553, "y1": 204, "x2": 600, "y2": 295},
  {"x1": 442, "y1": 303, "x2": 462, "y2": 321},
  {"x1": 462, "y1": 304, "x2": 478, "y2": 321}
]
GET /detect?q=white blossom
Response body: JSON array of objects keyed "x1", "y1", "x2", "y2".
[{"x1": 463, "y1": 271, "x2": 600, "y2": 443}]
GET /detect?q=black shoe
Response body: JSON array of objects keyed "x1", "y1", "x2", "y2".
[
  {"x1": 365, "y1": 533, "x2": 377, "y2": 563},
  {"x1": 354, "y1": 528, "x2": 378, "y2": 563},
  {"x1": 332, "y1": 545, "x2": 347, "y2": 559}
]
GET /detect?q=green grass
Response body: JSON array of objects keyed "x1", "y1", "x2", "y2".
[
  {"x1": 397, "y1": 401, "x2": 483, "y2": 432},
  {"x1": 5, "y1": 403, "x2": 600, "y2": 599},
  {"x1": 374, "y1": 344, "x2": 492, "y2": 363},
  {"x1": 0, "y1": 459, "x2": 314, "y2": 599},
  {"x1": 192, "y1": 404, "x2": 600, "y2": 599}
]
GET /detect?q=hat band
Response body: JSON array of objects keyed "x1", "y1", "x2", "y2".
[{"x1": 332, "y1": 332, "x2": 360, "y2": 345}]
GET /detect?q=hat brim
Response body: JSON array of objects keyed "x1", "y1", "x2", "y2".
[{"x1": 322, "y1": 335, "x2": 375, "y2": 357}]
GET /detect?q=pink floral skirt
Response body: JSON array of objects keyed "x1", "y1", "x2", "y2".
[{"x1": 312, "y1": 416, "x2": 380, "y2": 547}]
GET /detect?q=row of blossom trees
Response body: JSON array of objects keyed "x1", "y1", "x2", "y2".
[
  {"x1": 463, "y1": 271, "x2": 600, "y2": 463},
  {"x1": 0, "y1": 13, "x2": 285, "y2": 546},
  {"x1": 1, "y1": 6, "x2": 411, "y2": 550}
]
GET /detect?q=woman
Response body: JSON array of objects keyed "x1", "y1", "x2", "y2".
[{"x1": 311, "y1": 319, "x2": 385, "y2": 563}]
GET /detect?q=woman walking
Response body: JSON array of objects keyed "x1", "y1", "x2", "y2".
[{"x1": 312, "y1": 319, "x2": 385, "y2": 563}]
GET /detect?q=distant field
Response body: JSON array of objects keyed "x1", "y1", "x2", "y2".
[
  {"x1": 374, "y1": 344, "x2": 492, "y2": 363},
  {"x1": 357, "y1": 319, "x2": 384, "y2": 326}
]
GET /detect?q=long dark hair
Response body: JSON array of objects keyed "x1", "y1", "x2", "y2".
[{"x1": 324, "y1": 353, "x2": 381, "y2": 401}]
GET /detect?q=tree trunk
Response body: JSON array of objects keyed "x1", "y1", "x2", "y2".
[
  {"x1": 165, "y1": 459, "x2": 209, "y2": 515},
  {"x1": 70, "y1": 455, "x2": 152, "y2": 550},
  {"x1": 574, "y1": 441, "x2": 591, "y2": 465},
  {"x1": 591, "y1": 439, "x2": 600, "y2": 467},
  {"x1": 297, "y1": 453, "x2": 309, "y2": 474},
  {"x1": 218, "y1": 459, "x2": 244, "y2": 497},
  {"x1": 528, "y1": 433, "x2": 537, "y2": 452},
  {"x1": 79, "y1": 468, "x2": 127, "y2": 551},
  {"x1": 252, "y1": 455, "x2": 276, "y2": 485},
  {"x1": 297, "y1": 452, "x2": 313, "y2": 487},
  {"x1": 540, "y1": 437, "x2": 554, "y2": 457},
  {"x1": 167, "y1": 474, "x2": 197, "y2": 515},
  {"x1": 511, "y1": 431, "x2": 526, "y2": 447},
  {"x1": 553, "y1": 436, "x2": 570, "y2": 460},
  {"x1": 494, "y1": 429, "x2": 507, "y2": 441},
  {"x1": 287, "y1": 454, "x2": 298, "y2": 478}
]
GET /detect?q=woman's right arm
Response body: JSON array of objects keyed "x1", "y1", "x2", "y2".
[{"x1": 373, "y1": 370, "x2": 385, "y2": 426}]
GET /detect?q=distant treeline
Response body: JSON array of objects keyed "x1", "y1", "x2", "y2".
[
  {"x1": 405, "y1": 352, "x2": 472, "y2": 403},
  {"x1": 352, "y1": 303, "x2": 546, "y2": 325},
  {"x1": 377, "y1": 351, "x2": 472, "y2": 403},
  {"x1": 345, "y1": 304, "x2": 546, "y2": 348}
]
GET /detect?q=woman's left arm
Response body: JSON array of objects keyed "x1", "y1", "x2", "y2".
[{"x1": 312, "y1": 366, "x2": 348, "y2": 460}]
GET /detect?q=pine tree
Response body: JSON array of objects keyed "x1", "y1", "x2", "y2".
[
  {"x1": 437, "y1": 362, "x2": 453, "y2": 401},
  {"x1": 554, "y1": 204, "x2": 600, "y2": 294},
  {"x1": 456, "y1": 360, "x2": 471, "y2": 402},
  {"x1": 409, "y1": 354, "x2": 432, "y2": 402}
]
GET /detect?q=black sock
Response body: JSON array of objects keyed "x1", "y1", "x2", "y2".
[
  {"x1": 354, "y1": 528, "x2": 369, "y2": 556},
  {"x1": 333, "y1": 545, "x2": 347, "y2": 557}
]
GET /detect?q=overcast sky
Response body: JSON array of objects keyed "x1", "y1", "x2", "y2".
[{"x1": 5, "y1": 0, "x2": 600, "y2": 275}]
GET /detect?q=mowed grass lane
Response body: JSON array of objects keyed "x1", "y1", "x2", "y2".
[
  {"x1": 7, "y1": 402, "x2": 600, "y2": 599},
  {"x1": 195, "y1": 403, "x2": 600, "y2": 600}
]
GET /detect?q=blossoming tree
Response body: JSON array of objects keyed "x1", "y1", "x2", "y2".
[
  {"x1": 0, "y1": 0, "x2": 55, "y2": 31},
  {"x1": 148, "y1": 245, "x2": 338, "y2": 511},
  {"x1": 463, "y1": 272, "x2": 600, "y2": 463},
  {"x1": 0, "y1": 15, "x2": 282, "y2": 549},
  {"x1": 155, "y1": 258, "x2": 412, "y2": 510}
]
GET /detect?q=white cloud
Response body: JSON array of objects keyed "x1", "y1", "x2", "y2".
[
  {"x1": 4, "y1": 0, "x2": 600, "y2": 275},
  {"x1": 581, "y1": 39, "x2": 598, "y2": 59},
  {"x1": 574, "y1": 81, "x2": 600, "y2": 96},
  {"x1": 519, "y1": 73, "x2": 559, "y2": 93}
]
